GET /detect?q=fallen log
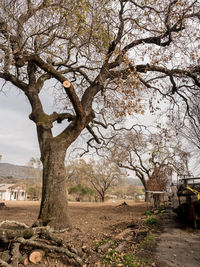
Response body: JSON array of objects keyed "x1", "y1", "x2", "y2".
[
  {"x1": 0, "y1": 220, "x2": 83, "y2": 266},
  {"x1": 17, "y1": 237, "x2": 82, "y2": 265},
  {"x1": 0, "y1": 258, "x2": 11, "y2": 267}
]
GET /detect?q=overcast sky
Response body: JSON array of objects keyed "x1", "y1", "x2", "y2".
[
  {"x1": 0, "y1": 84, "x2": 39, "y2": 165},
  {"x1": 0, "y1": 83, "x2": 198, "y2": 177},
  {"x1": 0, "y1": 80, "x2": 160, "y2": 166},
  {"x1": 0, "y1": 80, "x2": 64, "y2": 165}
]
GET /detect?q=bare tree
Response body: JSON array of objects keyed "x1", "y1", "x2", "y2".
[
  {"x1": 66, "y1": 159, "x2": 124, "y2": 202},
  {"x1": 108, "y1": 127, "x2": 189, "y2": 194},
  {"x1": 174, "y1": 96, "x2": 200, "y2": 173},
  {"x1": 0, "y1": 0, "x2": 199, "y2": 228},
  {"x1": 87, "y1": 159, "x2": 124, "y2": 202}
]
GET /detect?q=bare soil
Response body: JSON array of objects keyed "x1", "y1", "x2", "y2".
[
  {"x1": 154, "y1": 209, "x2": 200, "y2": 267},
  {"x1": 1, "y1": 202, "x2": 199, "y2": 267},
  {"x1": 0, "y1": 201, "x2": 150, "y2": 266}
]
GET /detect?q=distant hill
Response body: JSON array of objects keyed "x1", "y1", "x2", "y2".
[
  {"x1": 0, "y1": 163, "x2": 143, "y2": 185},
  {"x1": 0, "y1": 163, "x2": 36, "y2": 179}
]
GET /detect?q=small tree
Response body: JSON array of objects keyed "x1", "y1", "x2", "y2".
[
  {"x1": 66, "y1": 159, "x2": 91, "y2": 186},
  {"x1": 68, "y1": 183, "x2": 93, "y2": 201},
  {"x1": 87, "y1": 160, "x2": 124, "y2": 202},
  {"x1": 26, "y1": 184, "x2": 41, "y2": 200},
  {"x1": 66, "y1": 159, "x2": 124, "y2": 202}
]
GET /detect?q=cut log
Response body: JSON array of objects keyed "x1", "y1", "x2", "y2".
[
  {"x1": 23, "y1": 257, "x2": 29, "y2": 265},
  {"x1": 29, "y1": 249, "x2": 45, "y2": 264},
  {"x1": 17, "y1": 237, "x2": 83, "y2": 266},
  {"x1": 63, "y1": 80, "x2": 71, "y2": 88},
  {"x1": 18, "y1": 254, "x2": 29, "y2": 265},
  {"x1": 114, "y1": 228, "x2": 133, "y2": 240}
]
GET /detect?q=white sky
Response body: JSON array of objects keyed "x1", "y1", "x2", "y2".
[
  {"x1": 1, "y1": 80, "x2": 196, "y2": 177},
  {"x1": 0, "y1": 84, "x2": 39, "y2": 165},
  {"x1": 0, "y1": 80, "x2": 159, "y2": 166}
]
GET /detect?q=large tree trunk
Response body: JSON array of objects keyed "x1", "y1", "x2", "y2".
[{"x1": 36, "y1": 139, "x2": 70, "y2": 230}]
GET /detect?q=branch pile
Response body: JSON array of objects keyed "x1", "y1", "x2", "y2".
[{"x1": 0, "y1": 220, "x2": 83, "y2": 266}]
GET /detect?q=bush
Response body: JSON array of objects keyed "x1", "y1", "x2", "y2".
[
  {"x1": 146, "y1": 217, "x2": 158, "y2": 225},
  {"x1": 143, "y1": 210, "x2": 152, "y2": 216},
  {"x1": 68, "y1": 184, "x2": 93, "y2": 198}
]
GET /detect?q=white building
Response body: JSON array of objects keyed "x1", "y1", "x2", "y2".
[{"x1": 0, "y1": 184, "x2": 27, "y2": 201}]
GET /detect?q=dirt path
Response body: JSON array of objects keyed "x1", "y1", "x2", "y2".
[{"x1": 155, "y1": 210, "x2": 200, "y2": 267}]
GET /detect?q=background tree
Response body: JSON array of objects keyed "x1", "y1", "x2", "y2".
[
  {"x1": 68, "y1": 183, "x2": 93, "y2": 202},
  {"x1": 65, "y1": 159, "x2": 94, "y2": 201},
  {"x1": 66, "y1": 159, "x2": 124, "y2": 202},
  {"x1": 87, "y1": 160, "x2": 124, "y2": 202},
  {"x1": 174, "y1": 96, "x2": 200, "y2": 175},
  {"x1": 27, "y1": 157, "x2": 42, "y2": 181},
  {"x1": 25, "y1": 157, "x2": 42, "y2": 200},
  {"x1": 108, "y1": 127, "x2": 189, "y2": 194},
  {"x1": 66, "y1": 159, "x2": 91, "y2": 186},
  {"x1": 26, "y1": 184, "x2": 42, "y2": 200},
  {"x1": 0, "y1": 0, "x2": 199, "y2": 228}
]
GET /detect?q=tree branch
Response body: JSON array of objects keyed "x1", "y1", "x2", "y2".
[
  {"x1": 0, "y1": 72, "x2": 28, "y2": 91},
  {"x1": 86, "y1": 125, "x2": 101, "y2": 144},
  {"x1": 32, "y1": 55, "x2": 85, "y2": 119},
  {"x1": 50, "y1": 112, "x2": 75, "y2": 123}
]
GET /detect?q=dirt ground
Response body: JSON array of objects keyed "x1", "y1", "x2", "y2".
[
  {"x1": 0, "y1": 201, "x2": 200, "y2": 267},
  {"x1": 154, "y1": 210, "x2": 200, "y2": 267},
  {"x1": 0, "y1": 200, "x2": 151, "y2": 266}
]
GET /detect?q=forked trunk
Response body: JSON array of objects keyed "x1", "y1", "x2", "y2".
[{"x1": 36, "y1": 143, "x2": 70, "y2": 230}]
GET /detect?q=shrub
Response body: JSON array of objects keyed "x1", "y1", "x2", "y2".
[
  {"x1": 146, "y1": 217, "x2": 158, "y2": 225},
  {"x1": 143, "y1": 210, "x2": 152, "y2": 216}
]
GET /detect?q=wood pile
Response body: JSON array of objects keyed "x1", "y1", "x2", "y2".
[{"x1": 0, "y1": 220, "x2": 82, "y2": 266}]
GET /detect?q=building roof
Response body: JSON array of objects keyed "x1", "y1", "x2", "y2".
[{"x1": 0, "y1": 184, "x2": 15, "y2": 191}]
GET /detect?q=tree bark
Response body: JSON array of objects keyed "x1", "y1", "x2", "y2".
[
  {"x1": 101, "y1": 195, "x2": 105, "y2": 202},
  {"x1": 36, "y1": 139, "x2": 70, "y2": 229}
]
